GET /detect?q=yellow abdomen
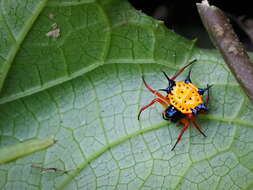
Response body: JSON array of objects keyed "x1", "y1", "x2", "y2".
[{"x1": 168, "y1": 82, "x2": 203, "y2": 114}]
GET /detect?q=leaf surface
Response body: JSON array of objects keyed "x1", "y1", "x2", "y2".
[{"x1": 0, "y1": 0, "x2": 253, "y2": 189}]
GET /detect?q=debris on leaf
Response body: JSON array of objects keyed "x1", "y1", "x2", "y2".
[
  {"x1": 48, "y1": 13, "x2": 55, "y2": 19},
  {"x1": 46, "y1": 22, "x2": 60, "y2": 39},
  {"x1": 46, "y1": 28, "x2": 60, "y2": 38},
  {"x1": 31, "y1": 165, "x2": 78, "y2": 174},
  {"x1": 51, "y1": 23, "x2": 58, "y2": 29}
]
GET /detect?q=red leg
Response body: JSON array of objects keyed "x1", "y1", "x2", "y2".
[
  {"x1": 142, "y1": 76, "x2": 169, "y2": 103},
  {"x1": 171, "y1": 119, "x2": 190, "y2": 151},
  {"x1": 171, "y1": 59, "x2": 197, "y2": 80},
  {"x1": 138, "y1": 98, "x2": 168, "y2": 120},
  {"x1": 188, "y1": 114, "x2": 207, "y2": 137}
]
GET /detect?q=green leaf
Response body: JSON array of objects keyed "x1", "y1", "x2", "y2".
[
  {"x1": 0, "y1": 0, "x2": 48, "y2": 91},
  {"x1": 0, "y1": 0, "x2": 253, "y2": 189}
]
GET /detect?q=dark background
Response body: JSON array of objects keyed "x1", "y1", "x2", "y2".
[{"x1": 129, "y1": 0, "x2": 253, "y2": 51}]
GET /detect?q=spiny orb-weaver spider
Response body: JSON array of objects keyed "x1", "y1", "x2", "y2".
[{"x1": 138, "y1": 59, "x2": 212, "y2": 150}]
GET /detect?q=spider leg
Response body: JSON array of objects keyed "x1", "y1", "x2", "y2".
[
  {"x1": 188, "y1": 114, "x2": 207, "y2": 137},
  {"x1": 138, "y1": 98, "x2": 168, "y2": 120},
  {"x1": 204, "y1": 84, "x2": 212, "y2": 106},
  {"x1": 184, "y1": 67, "x2": 192, "y2": 83},
  {"x1": 171, "y1": 59, "x2": 197, "y2": 80},
  {"x1": 199, "y1": 84, "x2": 212, "y2": 114},
  {"x1": 142, "y1": 76, "x2": 169, "y2": 103},
  {"x1": 171, "y1": 119, "x2": 190, "y2": 151},
  {"x1": 159, "y1": 71, "x2": 176, "y2": 93}
]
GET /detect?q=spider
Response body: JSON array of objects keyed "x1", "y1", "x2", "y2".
[{"x1": 138, "y1": 59, "x2": 212, "y2": 150}]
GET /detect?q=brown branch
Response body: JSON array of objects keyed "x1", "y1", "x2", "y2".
[{"x1": 196, "y1": 0, "x2": 253, "y2": 101}]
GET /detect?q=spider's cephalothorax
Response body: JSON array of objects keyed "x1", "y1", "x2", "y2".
[{"x1": 138, "y1": 59, "x2": 212, "y2": 150}]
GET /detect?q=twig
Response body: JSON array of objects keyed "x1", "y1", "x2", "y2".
[
  {"x1": 196, "y1": 0, "x2": 253, "y2": 101},
  {"x1": 31, "y1": 165, "x2": 78, "y2": 174}
]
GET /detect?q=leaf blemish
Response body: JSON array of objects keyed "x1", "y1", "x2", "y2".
[
  {"x1": 48, "y1": 13, "x2": 55, "y2": 19},
  {"x1": 46, "y1": 22, "x2": 60, "y2": 39},
  {"x1": 46, "y1": 28, "x2": 60, "y2": 39}
]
